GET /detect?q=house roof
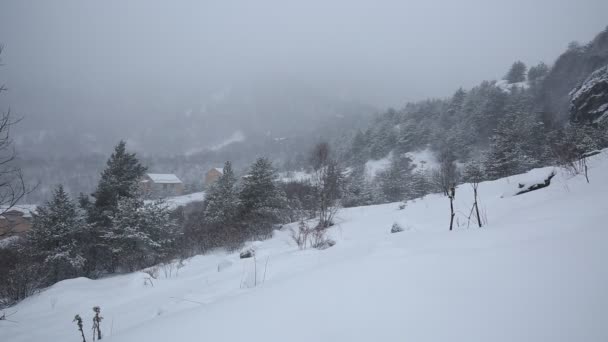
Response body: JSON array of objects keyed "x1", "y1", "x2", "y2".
[
  {"x1": 0, "y1": 205, "x2": 37, "y2": 218},
  {"x1": 146, "y1": 173, "x2": 183, "y2": 184},
  {"x1": 213, "y1": 168, "x2": 224, "y2": 174}
]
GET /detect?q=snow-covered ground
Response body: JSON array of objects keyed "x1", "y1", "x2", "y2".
[
  {"x1": 2, "y1": 152, "x2": 608, "y2": 342},
  {"x1": 495, "y1": 79, "x2": 530, "y2": 92},
  {"x1": 278, "y1": 170, "x2": 313, "y2": 183},
  {"x1": 406, "y1": 148, "x2": 439, "y2": 171},
  {"x1": 144, "y1": 192, "x2": 205, "y2": 210},
  {"x1": 365, "y1": 152, "x2": 392, "y2": 179},
  {"x1": 364, "y1": 148, "x2": 440, "y2": 180}
]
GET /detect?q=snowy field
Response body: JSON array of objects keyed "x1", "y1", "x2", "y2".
[{"x1": 2, "y1": 152, "x2": 608, "y2": 342}]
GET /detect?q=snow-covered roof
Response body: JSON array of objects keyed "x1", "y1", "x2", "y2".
[
  {"x1": 0, "y1": 236, "x2": 20, "y2": 249},
  {"x1": 213, "y1": 168, "x2": 224, "y2": 174},
  {"x1": 146, "y1": 173, "x2": 183, "y2": 184},
  {"x1": 0, "y1": 204, "x2": 37, "y2": 218}
]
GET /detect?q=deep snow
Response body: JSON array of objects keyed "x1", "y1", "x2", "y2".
[{"x1": 2, "y1": 152, "x2": 608, "y2": 342}]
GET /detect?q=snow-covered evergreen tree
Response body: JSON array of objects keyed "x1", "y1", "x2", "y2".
[
  {"x1": 484, "y1": 111, "x2": 544, "y2": 179},
  {"x1": 239, "y1": 158, "x2": 287, "y2": 239},
  {"x1": 504, "y1": 61, "x2": 527, "y2": 84},
  {"x1": 204, "y1": 161, "x2": 239, "y2": 225},
  {"x1": 409, "y1": 167, "x2": 431, "y2": 199},
  {"x1": 527, "y1": 62, "x2": 549, "y2": 83},
  {"x1": 342, "y1": 166, "x2": 376, "y2": 207},
  {"x1": 90, "y1": 141, "x2": 147, "y2": 226},
  {"x1": 201, "y1": 161, "x2": 241, "y2": 247},
  {"x1": 377, "y1": 154, "x2": 414, "y2": 202},
  {"x1": 28, "y1": 185, "x2": 88, "y2": 284},
  {"x1": 104, "y1": 198, "x2": 179, "y2": 272},
  {"x1": 348, "y1": 130, "x2": 370, "y2": 165}
]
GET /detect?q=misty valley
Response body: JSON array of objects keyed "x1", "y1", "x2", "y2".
[{"x1": 1, "y1": 2, "x2": 607, "y2": 342}]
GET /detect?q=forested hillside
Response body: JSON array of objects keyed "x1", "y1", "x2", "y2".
[{"x1": 331, "y1": 27, "x2": 608, "y2": 206}]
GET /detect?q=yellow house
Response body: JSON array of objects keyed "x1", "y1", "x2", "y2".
[{"x1": 204, "y1": 168, "x2": 224, "y2": 187}]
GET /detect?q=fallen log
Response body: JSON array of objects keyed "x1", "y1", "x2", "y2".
[{"x1": 515, "y1": 171, "x2": 556, "y2": 196}]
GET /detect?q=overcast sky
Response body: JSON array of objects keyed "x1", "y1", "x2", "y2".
[{"x1": 1, "y1": 0, "x2": 607, "y2": 113}]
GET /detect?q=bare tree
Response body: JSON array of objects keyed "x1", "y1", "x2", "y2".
[
  {"x1": 432, "y1": 148, "x2": 459, "y2": 196},
  {"x1": 73, "y1": 314, "x2": 87, "y2": 342},
  {"x1": 92, "y1": 306, "x2": 103, "y2": 340},
  {"x1": 290, "y1": 220, "x2": 311, "y2": 249},
  {"x1": 310, "y1": 142, "x2": 331, "y2": 170},
  {"x1": 463, "y1": 160, "x2": 484, "y2": 228},
  {"x1": 448, "y1": 185, "x2": 456, "y2": 231},
  {"x1": 432, "y1": 148, "x2": 459, "y2": 231},
  {"x1": 310, "y1": 142, "x2": 344, "y2": 229},
  {"x1": 550, "y1": 124, "x2": 599, "y2": 184},
  {"x1": 0, "y1": 45, "x2": 30, "y2": 214}
]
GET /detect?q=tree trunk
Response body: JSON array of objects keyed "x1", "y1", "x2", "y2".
[
  {"x1": 449, "y1": 196, "x2": 455, "y2": 231},
  {"x1": 473, "y1": 187, "x2": 482, "y2": 228}
]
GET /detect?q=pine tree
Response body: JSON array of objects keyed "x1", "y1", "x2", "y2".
[
  {"x1": 466, "y1": 81, "x2": 509, "y2": 144},
  {"x1": 527, "y1": 62, "x2": 549, "y2": 83},
  {"x1": 378, "y1": 154, "x2": 414, "y2": 202},
  {"x1": 349, "y1": 130, "x2": 369, "y2": 165},
  {"x1": 239, "y1": 158, "x2": 287, "y2": 239},
  {"x1": 409, "y1": 167, "x2": 431, "y2": 199},
  {"x1": 484, "y1": 111, "x2": 543, "y2": 179},
  {"x1": 90, "y1": 141, "x2": 147, "y2": 226},
  {"x1": 202, "y1": 161, "x2": 241, "y2": 246},
  {"x1": 395, "y1": 121, "x2": 417, "y2": 154},
  {"x1": 103, "y1": 197, "x2": 179, "y2": 272},
  {"x1": 369, "y1": 119, "x2": 396, "y2": 159},
  {"x1": 204, "y1": 161, "x2": 239, "y2": 225},
  {"x1": 28, "y1": 185, "x2": 88, "y2": 284},
  {"x1": 448, "y1": 88, "x2": 467, "y2": 116},
  {"x1": 504, "y1": 61, "x2": 527, "y2": 84},
  {"x1": 342, "y1": 166, "x2": 376, "y2": 207}
]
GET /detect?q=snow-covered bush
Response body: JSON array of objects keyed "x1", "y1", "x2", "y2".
[
  {"x1": 391, "y1": 223, "x2": 404, "y2": 233},
  {"x1": 313, "y1": 238, "x2": 336, "y2": 250},
  {"x1": 104, "y1": 198, "x2": 180, "y2": 272},
  {"x1": 290, "y1": 220, "x2": 312, "y2": 249},
  {"x1": 239, "y1": 247, "x2": 256, "y2": 259},
  {"x1": 290, "y1": 220, "x2": 335, "y2": 250}
]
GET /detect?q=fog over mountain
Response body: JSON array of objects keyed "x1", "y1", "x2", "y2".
[
  {"x1": 1, "y1": 0, "x2": 607, "y2": 156},
  {"x1": 3, "y1": 4, "x2": 608, "y2": 338}
]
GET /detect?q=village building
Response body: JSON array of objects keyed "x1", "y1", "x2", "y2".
[
  {"x1": 140, "y1": 173, "x2": 185, "y2": 199},
  {"x1": 204, "y1": 168, "x2": 224, "y2": 187},
  {"x1": 0, "y1": 205, "x2": 36, "y2": 240}
]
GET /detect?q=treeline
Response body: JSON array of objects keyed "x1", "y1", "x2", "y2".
[
  {"x1": 184, "y1": 141, "x2": 344, "y2": 253},
  {"x1": 1, "y1": 141, "x2": 345, "y2": 308},
  {"x1": 1, "y1": 142, "x2": 178, "y2": 307}
]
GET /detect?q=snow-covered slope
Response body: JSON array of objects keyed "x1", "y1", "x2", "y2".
[{"x1": 3, "y1": 152, "x2": 608, "y2": 342}]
